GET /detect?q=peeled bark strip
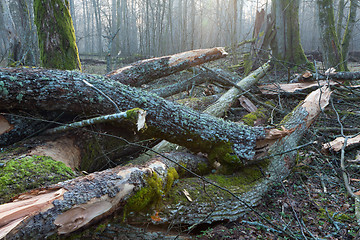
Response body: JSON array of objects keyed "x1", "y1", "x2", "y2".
[
  {"x1": 0, "y1": 67, "x2": 264, "y2": 166},
  {"x1": 259, "y1": 80, "x2": 340, "y2": 94},
  {"x1": 45, "y1": 108, "x2": 147, "y2": 134},
  {"x1": 106, "y1": 47, "x2": 228, "y2": 87}
]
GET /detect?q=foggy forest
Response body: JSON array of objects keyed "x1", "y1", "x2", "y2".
[{"x1": 1, "y1": 0, "x2": 360, "y2": 239}]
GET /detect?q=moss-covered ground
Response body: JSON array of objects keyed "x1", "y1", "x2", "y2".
[{"x1": 0, "y1": 155, "x2": 75, "y2": 203}]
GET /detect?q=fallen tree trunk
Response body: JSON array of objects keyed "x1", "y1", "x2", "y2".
[
  {"x1": 0, "y1": 86, "x2": 332, "y2": 239},
  {"x1": 139, "y1": 61, "x2": 272, "y2": 161},
  {"x1": 150, "y1": 72, "x2": 208, "y2": 98},
  {"x1": 106, "y1": 48, "x2": 228, "y2": 87},
  {"x1": 0, "y1": 67, "x2": 265, "y2": 167}
]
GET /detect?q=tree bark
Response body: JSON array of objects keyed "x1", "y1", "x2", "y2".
[
  {"x1": 106, "y1": 47, "x2": 228, "y2": 86},
  {"x1": 270, "y1": 0, "x2": 310, "y2": 68},
  {"x1": 341, "y1": 0, "x2": 357, "y2": 71},
  {"x1": 34, "y1": 0, "x2": 81, "y2": 70},
  {"x1": 0, "y1": 85, "x2": 332, "y2": 239},
  {"x1": 316, "y1": 0, "x2": 345, "y2": 71},
  {"x1": 0, "y1": 67, "x2": 264, "y2": 167}
]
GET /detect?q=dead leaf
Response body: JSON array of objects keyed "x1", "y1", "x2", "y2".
[
  {"x1": 151, "y1": 211, "x2": 162, "y2": 222},
  {"x1": 182, "y1": 189, "x2": 192, "y2": 202}
]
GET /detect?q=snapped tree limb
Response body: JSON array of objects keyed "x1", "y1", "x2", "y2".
[{"x1": 106, "y1": 47, "x2": 228, "y2": 87}]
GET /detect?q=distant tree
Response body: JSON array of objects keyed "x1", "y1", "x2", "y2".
[
  {"x1": 341, "y1": 0, "x2": 357, "y2": 70},
  {"x1": 34, "y1": 0, "x2": 81, "y2": 70},
  {"x1": 270, "y1": 0, "x2": 311, "y2": 69},
  {"x1": 316, "y1": 0, "x2": 345, "y2": 71},
  {"x1": 0, "y1": 0, "x2": 20, "y2": 65}
]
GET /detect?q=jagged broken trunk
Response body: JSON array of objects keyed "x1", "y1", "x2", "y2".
[{"x1": 0, "y1": 63, "x2": 331, "y2": 238}]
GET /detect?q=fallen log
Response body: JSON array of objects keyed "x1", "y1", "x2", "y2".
[
  {"x1": 138, "y1": 61, "x2": 272, "y2": 162},
  {"x1": 205, "y1": 60, "x2": 271, "y2": 117},
  {"x1": 302, "y1": 71, "x2": 360, "y2": 81},
  {"x1": 150, "y1": 72, "x2": 208, "y2": 98},
  {"x1": 0, "y1": 67, "x2": 265, "y2": 167},
  {"x1": 106, "y1": 48, "x2": 228, "y2": 87},
  {"x1": 0, "y1": 86, "x2": 332, "y2": 239}
]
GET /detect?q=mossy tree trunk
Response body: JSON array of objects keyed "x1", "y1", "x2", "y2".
[
  {"x1": 316, "y1": 0, "x2": 345, "y2": 71},
  {"x1": 270, "y1": 0, "x2": 311, "y2": 69},
  {"x1": 34, "y1": 0, "x2": 81, "y2": 71},
  {"x1": 341, "y1": 0, "x2": 357, "y2": 71}
]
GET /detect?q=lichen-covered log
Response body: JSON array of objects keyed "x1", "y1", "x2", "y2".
[
  {"x1": 0, "y1": 87, "x2": 331, "y2": 239},
  {"x1": 137, "y1": 61, "x2": 271, "y2": 162},
  {"x1": 0, "y1": 67, "x2": 264, "y2": 167},
  {"x1": 106, "y1": 48, "x2": 228, "y2": 87},
  {"x1": 0, "y1": 152, "x2": 209, "y2": 239},
  {"x1": 130, "y1": 86, "x2": 332, "y2": 226}
]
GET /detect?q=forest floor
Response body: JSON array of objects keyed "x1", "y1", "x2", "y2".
[{"x1": 80, "y1": 56, "x2": 360, "y2": 239}]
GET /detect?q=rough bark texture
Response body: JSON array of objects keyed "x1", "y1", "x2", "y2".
[
  {"x1": 341, "y1": 0, "x2": 357, "y2": 70},
  {"x1": 205, "y1": 61, "x2": 271, "y2": 117},
  {"x1": 0, "y1": 67, "x2": 265, "y2": 167},
  {"x1": 270, "y1": 0, "x2": 310, "y2": 68},
  {"x1": 34, "y1": 0, "x2": 81, "y2": 70},
  {"x1": 0, "y1": 86, "x2": 331, "y2": 239},
  {"x1": 317, "y1": 0, "x2": 345, "y2": 71},
  {"x1": 106, "y1": 48, "x2": 228, "y2": 86},
  {"x1": 150, "y1": 73, "x2": 209, "y2": 98}
]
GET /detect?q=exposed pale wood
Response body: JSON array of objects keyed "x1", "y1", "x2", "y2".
[
  {"x1": 322, "y1": 135, "x2": 360, "y2": 152},
  {"x1": 259, "y1": 80, "x2": 340, "y2": 94},
  {"x1": 28, "y1": 137, "x2": 81, "y2": 169},
  {"x1": 106, "y1": 48, "x2": 228, "y2": 87},
  {"x1": 0, "y1": 115, "x2": 13, "y2": 135}
]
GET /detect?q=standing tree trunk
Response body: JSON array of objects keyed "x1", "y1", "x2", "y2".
[
  {"x1": 270, "y1": 0, "x2": 310, "y2": 68},
  {"x1": 316, "y1": 0, "x2": 345, "y2": 71},
  {"x1": 341, "y1": 0, "x2": 357, "y2": 71},
  {"x1": 34, "y1": 0, "x2": 81, "y2": 70},
  {"x1": 0, "y1": 0, "x2": 20, "y2": 66}
]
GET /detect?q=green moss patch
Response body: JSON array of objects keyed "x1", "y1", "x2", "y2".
[
  {"x1": 124, "y1": 172, "x2": 163, "y2": 215},
  {"x1": 0, "y1": 155, "x2": 75, "y2": 204},
  {"x1": 241, "y1": 107, "x2": 267, "y2": 127},
  {"x1": 166, "y1": 160, "x2": 269, "y2": 205}
]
